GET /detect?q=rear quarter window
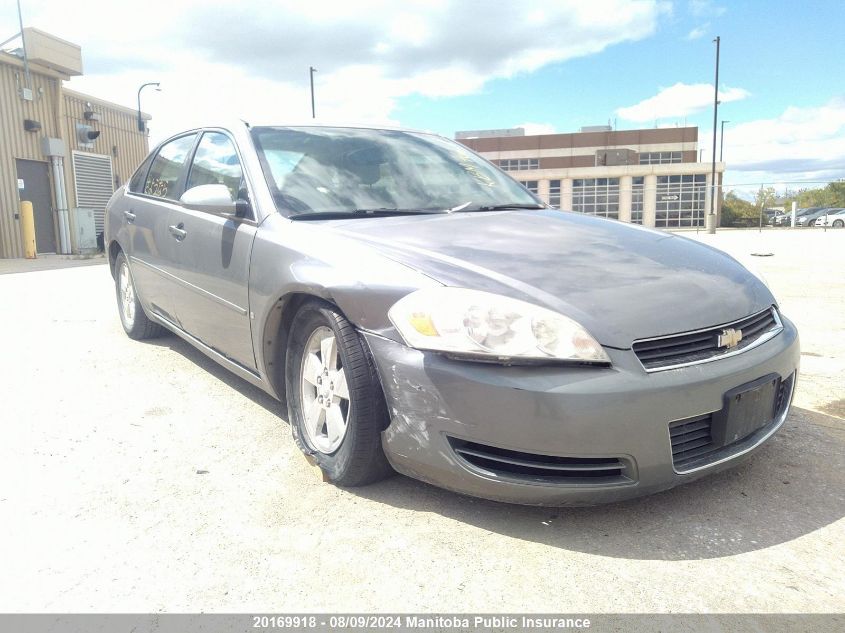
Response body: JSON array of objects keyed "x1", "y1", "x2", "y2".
[{"x1": 128, "y1": 152, "x2": 155, "y2": 193}]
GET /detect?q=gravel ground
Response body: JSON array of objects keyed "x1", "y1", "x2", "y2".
[{"x1": 0, "y1": 228, "x2": 843, "y2": 613}]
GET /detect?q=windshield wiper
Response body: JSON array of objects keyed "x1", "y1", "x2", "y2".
[{"x1": 290, "y1": 208, "x2": 446, "y2": 220}]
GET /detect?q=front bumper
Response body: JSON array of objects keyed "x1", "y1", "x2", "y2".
[{"x1": 363, "y1": 316, "x2": 800, "y2": 506}]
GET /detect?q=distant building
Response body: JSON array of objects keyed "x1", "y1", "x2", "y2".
[
  {"x1": 0, "y1": 29, "x2": 150, "y2": 258},
  {"x1": 458, "y1": 126, "x2": 725, "y2": 229}
]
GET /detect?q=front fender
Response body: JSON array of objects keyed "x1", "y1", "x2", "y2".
[{"x1": 247, "y1": 214, "x2": 439, "y2": 398}]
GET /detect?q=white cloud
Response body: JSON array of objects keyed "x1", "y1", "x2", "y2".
[
  {"x1": 616, "y1": 82, "x2": 750, "y2": 122},
  {"x1": 686, "y1": 24, "x2": 708, "y2": 39},
  {"x1": 721, "y1": 96, "x2": 845, "y2": 190},
  {"x1": 1, "y1": 0, "x2": 668, "y2": 142},
  {"x1": 689, "y1": 0, "x2": 726, "y2": 18}
]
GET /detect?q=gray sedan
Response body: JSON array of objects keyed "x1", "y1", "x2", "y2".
[{"x1": 105, "y1": 123, "x2": 799, "y2": 505}]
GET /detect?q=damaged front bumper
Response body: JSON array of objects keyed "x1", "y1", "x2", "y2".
[{"x1": 362, "y1": 316, "x2": 799, "y2": 506}]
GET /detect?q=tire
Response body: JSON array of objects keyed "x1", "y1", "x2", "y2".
[
  {"x1": 834, "y1": 220, "x2": 844, "y2": 229},
  {"x1": 285, "y1": 299, "x2": 393, "y2": 486},
  {"x1": 114, "y1": 251, "x2": 166, "y2": 340}
]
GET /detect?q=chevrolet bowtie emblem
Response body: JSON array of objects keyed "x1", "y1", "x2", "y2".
[{"x1": 717, "y1": 328, "x2": 743, "y2": 349}]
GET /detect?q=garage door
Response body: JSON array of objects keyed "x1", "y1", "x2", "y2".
[{"x1": 72, "y1": 151, "x2": 114, "y2": 234}]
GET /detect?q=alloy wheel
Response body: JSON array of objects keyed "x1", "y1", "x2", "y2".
[
  {"x1": 300, "y1": 326, "x2": 351, "y2": 453},
  {"x1": 118, "y1": 261, "x2": 136, "y2": 328}
]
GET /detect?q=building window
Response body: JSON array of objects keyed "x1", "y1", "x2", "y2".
[
  {"x1": 655, "y1": 174, "x2": 707, "y2": 227},
  {"x1": 572, "y1": 178, "x2": 620, "y2": 219},
  {"x1": 639, "y1": 151, "x2": 682, "y2": 165},
  {"x1": 549, "y1": 179, "x2": 561, "y2": 207},
  {"x1": 631, "y1": 176, "x2": 644, "y2": 224},
  {"x1": 519, "y1": 180, "x2": 539, "y2": 194},
  {"x1": 499, "y1": 158, "x2": 539, "y2": 171}
]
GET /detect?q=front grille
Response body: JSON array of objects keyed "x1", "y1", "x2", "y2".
[
  {"x1": 633, "y1": 308, "x2": 780, "y2": 371},
  {"x1": 669, "y1": 372, "x2": 794, "y2": 471},
  {"x1": 448, "y1": 437, "x2": 631, "y2": 484}
]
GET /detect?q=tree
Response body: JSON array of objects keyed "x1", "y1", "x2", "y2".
[
  {"x1": 780, "y1": 180, "x2": 845, "y2": 210},
  {"x1": 755, "y1": 186, "x2": 777, "y2": 209},
  {"x1": 721, "y1": 191, "x2": 758, "y2": 226}
]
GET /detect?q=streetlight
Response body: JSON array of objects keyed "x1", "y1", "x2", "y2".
[
  {"x1": 137, "y1": 82, "x2": 161, "y2": 132},
  {"x1": 720, "y1": 120, "x2": 730, "y2": 162},
  {"x1": 309, "y1": 66, "x2": 317, "y2": 119},
  {"x1": 707, "y1": 35, "x2": 721, "y2": 234}
]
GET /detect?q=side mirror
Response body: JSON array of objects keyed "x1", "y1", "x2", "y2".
[{"x1": 180, "y1": 184, "x2": 249, "y2": 218}]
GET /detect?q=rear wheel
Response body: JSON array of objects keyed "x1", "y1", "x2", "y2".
[
  {"x1": 114, "y1": 251, "x2": 165, "y2": 340},
  {"x1": 286, "y1": 300, "x2": 393, "y2": 486}
]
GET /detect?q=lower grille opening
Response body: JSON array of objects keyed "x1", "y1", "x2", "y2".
[
  {"x1": 670, "y1": 372, "x2": 795, "y2": 471},
  {"x1": 448, "y1": 437, "x2": 632, "y2": 484},
  {"x1": 669, "y1": 414, "x2": 718, "y2": 468}
]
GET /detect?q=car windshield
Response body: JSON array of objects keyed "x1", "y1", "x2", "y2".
[{"x1": 250, "y1": 126, "x2": 540, "y2": 217}]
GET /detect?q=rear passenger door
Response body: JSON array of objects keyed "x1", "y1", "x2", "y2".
[
  {"x1": 125, "y1": 133, "x2": 198, "y2": 324},
  {"x1": 169, "y1": 130, "x2": 258, "y2": 371}
]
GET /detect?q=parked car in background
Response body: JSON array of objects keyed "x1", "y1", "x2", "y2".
[
  {"x1": 772, "y1": 212, "x2": 790, "y2": 226},
  {"x1": 797, "y1": 207, "x2": 833, "y2": 226},
  {"x1": 773, "y1": 208, "x2": 816, "y2": 226},
  {"x1": 104, "y1": 122, "x2": 799, "y2": 506},
  {"x1": 815, "y1": 208, "x2": 845, "y2": 228}
]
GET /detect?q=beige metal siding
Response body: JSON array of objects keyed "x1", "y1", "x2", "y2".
[
  {"x1": 0, "y1": 51, "x2": 149, "y2": 257},
  {"x1": 0, "y1": 59, "x2": 63, "y2": 258},
  {"x1": 62, "y1": 92, "x2": 150, "y2": 249}
]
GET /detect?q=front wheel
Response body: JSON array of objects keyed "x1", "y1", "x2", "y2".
[
  {"x1": 286, "y1": 300, "x2": 393, "y2": 486},
  {"x1": 833, "y1": 219, "x2": 844, "y2": 229}
]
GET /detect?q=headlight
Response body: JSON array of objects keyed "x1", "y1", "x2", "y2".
[{"x1": 388, "y1": 288, "x2": 610, "y2": 364}]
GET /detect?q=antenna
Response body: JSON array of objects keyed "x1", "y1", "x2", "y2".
[{"x1": 15, "y1": 0, "x2": 32, "y2": 97}]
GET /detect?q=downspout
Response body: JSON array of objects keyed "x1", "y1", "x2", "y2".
[
  {"x1": 52, "y1": 75, "x2": 73, "y2": 254},
  {"x1": 50, "y1": 156, "x2": 70, "y2": 254}
]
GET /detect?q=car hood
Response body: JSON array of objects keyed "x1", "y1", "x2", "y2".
[{"x1": 328, "y1": 210, "x2": 775, "y2": 349}]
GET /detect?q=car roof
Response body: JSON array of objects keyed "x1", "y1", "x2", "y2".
[{"x1": 198, "y1": 118, "x2": 435, "y2": 135}]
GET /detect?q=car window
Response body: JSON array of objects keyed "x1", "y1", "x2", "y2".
[
  {"x1": 186, "y1": 132, "x2": 245, "y2": 201},
  {"x1": 128, "y1": 152, "x2": 155, "y2": 194},
  {"x1": 144, "y1": 134, "x2": 198, "y2": 200}
]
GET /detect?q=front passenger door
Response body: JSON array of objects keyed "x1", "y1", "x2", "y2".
[{"x1": 169, "y1": 131, "x2": 258, "y2": 371}]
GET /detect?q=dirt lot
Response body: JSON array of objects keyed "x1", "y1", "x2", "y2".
[{"x1": 0, "y1": 228, "x2": 843, "y2": 613}]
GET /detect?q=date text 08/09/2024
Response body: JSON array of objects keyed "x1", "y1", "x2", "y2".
[{"x1": 251, "y1": 615, "x2": 592, "y2": 629}]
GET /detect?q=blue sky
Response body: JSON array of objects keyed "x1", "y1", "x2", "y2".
[
  {"x1": 4, "y1": 0, "x2": 844, "y2": 194},
  {"x1": 392, "y1": 1, "x2": 845, "y2": 193}
]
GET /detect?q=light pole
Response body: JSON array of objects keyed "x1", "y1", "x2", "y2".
[
  {"x1": 720, "y1": 120, "x2": 730, "y2": 162},
  {"x1": 707, "y1": 36, "x2": 720, "y2": 234},
  {"x1": 137, "y1": 82, "x2": 160, "y2": 132},
  {"x1": 309, "y1": 66, "x2": 317, "y2": 119}
]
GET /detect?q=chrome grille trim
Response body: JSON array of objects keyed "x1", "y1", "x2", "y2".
[{"x1": 633, "y1": 308, "x2": 783, "y2": 373}]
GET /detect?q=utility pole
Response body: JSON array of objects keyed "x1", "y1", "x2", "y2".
[
  {"x1": 720, "y1": 120, "x2": 730, "y2": 162},
  {"x1": 707, "y1": 36, "x2": 721, "y2": 234},
  {"x1": 309, "y1": 66, "x2": 317, "y2": 119}
]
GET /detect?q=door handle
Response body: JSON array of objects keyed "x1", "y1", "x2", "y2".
[
  {"x1": 124, "y1": 210, "x2": 136, "y2": 223},
  {"x1": 168, "y1": 223, "x2": 187, "y2": 241}
]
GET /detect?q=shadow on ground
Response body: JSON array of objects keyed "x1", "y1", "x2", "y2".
[
  {"x1": 148, "y1": 333, "x2": 845, "y2": 562},
  {"x1": 357, "y1": 407, "x2": 845, "y2": 561},
  {"x1": 142, "y1": 335, "x2": 281, "y2": 416}
]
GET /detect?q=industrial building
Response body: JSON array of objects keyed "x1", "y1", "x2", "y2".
[
  {"x1": 457, "y1": 126, "x2": 725, "y2": 228},
  {"x1": 0, "y1": 29, "x2": 150, "y2": 258}
]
